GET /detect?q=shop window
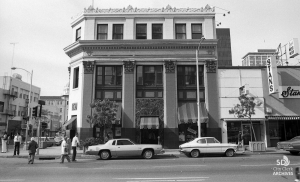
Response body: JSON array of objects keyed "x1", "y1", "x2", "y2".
[
  {"x1": 136, "y1": 24, "x2": 147, "y2": 39},
  {"x1": 76, "y1": 27, "x2": 81, "y2": 41},
  {"x1": 97, "y1": 24, "x2": 108, "y2": 40},
  {"x1": 175, "y1": 24, "x2": 186, "y2": 39},
  {"x1": 95, "y1": 90, "x2": 122, "y2": 101},
  {"x1": 152, "y1": 24, "x2": 163, "y2": 39},
  {"x1": 186, "y1": 91, "x2": 196, "y2": 99},
  {"x1": 104, "y1": 91, "x2": 114, "y2": 99},
  {"x1": 136, "y1": 90, "x2": 163, "y2": 98},
  {"x1": 96, "y1": 66, "x2": 122, "y2": 86},
  {"x1": 73, "y1": 67, "x2": 79, "y2": 89},
  {"x1": 178, "y1": 90, "x2": 205, "y2": 101},
  {"x1": 113, "y1": 24, "x2": 123, "y2": 40},
  {"x1": 191, "y1": 24, "x2": 202, "y2": 39},
  {"x1": 145, "y1": 91, "x2": 155, "y2": 98}
]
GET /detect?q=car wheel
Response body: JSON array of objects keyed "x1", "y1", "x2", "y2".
[
  {"x1": 290, "y1": 151, "x2": 299, "y2": 155},
  {"x1": 225, "y1": 149, "x2": 235, "y2": 157},
  {"x1": 143, "y1": 149, "x2": 154, "y2": 159},
  {"x1": 190, "y1": 149, "x2": 200, "y2": 158},
  {"x1": 99, "y1": 150, "x2": 111, "y2": 160}
]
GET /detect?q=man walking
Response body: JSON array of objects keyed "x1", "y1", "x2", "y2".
[
  {"x1": 13, "y1": 133, "x2": 22, "y2": 156},
  {"x1": 60, "y1": 137, "x2": 71, "y2": 163},
  {"x1": 28, "y1": 137, "x2": 38, "y2": 164},
  {"x1": 71, "y1": 133, "x2": 80, "y2": 161}
]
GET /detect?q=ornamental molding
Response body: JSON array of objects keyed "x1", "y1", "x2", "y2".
[
  {"x1": 164, "y1": 60, "x2": 176, "y2": 73},
  {"x1": 83, "y1": 4, "x2": 214, "y2": 14},
  {"x1": 123, "y1": 61, "x2": 135, "y2": 73},
  {"x1": 66, "y1": 45, "x2": 216, "y2": 58},
  {"x1": 83, "y1": 61, "x2": 95, "y2": 74},
  {"x1": 206, "y1": 60, "x2": 217, "y2": 73}
]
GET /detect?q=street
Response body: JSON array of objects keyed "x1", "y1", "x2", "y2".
[{"x1": 0, "y1": 153, "x2": 299, "y2": 182}]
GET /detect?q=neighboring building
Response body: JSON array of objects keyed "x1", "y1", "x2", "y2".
[
  {"x1": 216, "y1": 28, "x2": 232, "y2": 66},
  {"x1": 64, "y1": 4, "x2": 220, "y2": 148},
  {"x1": 0, "y1": 74, "x2": 40, "y2": 138},
  {"x1": 219, "y1": 66, "x2": 300, "y2": 148},
  {"x1": 241, "y1": 49, "x2": 277, "y2": 66}
]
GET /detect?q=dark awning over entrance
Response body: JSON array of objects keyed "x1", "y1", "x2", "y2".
[
  {"x1": 140, "y1": 117, "x2": 159, "y2": 129},
  {"x1": 63, "y1": 116, "x2": 77, "y2": 127},
  {"x1": 178, "y1": 102, "x2": 208, "y2": 124}
]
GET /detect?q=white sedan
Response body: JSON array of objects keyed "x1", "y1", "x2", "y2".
[
  {"x1": 179, "y1": 137, "x2": 238, "y2": 157},
  {"x1": 86, "y1": 138, "x2": 165, "y2": 159}
]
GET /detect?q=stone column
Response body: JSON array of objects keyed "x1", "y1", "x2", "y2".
[
  {"x1": 163, "y1": 61, "x2": 178, "y2": 149},
  {"x1": 79, "y1": 61, "x2": 95, "y2": 140},
  {"x1": 122, "y1": 61, "x2": 136, "y2": 141}
]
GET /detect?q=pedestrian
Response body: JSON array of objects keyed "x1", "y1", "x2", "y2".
[
  {"x1": 28, "y1": 137, "x2": 38, "y2": 164},
  {"x1": 13, "y1": 132, "x2": 22, "y2": 156},
  {"x1": 71, "y1": 133, "x2": 80, "y2": 162},
  {"x1": 237, "y1": 131, "x2": 243, "y2": 148},
  {"x1": 7, "y1": 135, "x2": 10, "y2": 152},
  {"x1": 1, "y1": 131, "x2": 8, "y2": 153},
  {"x1": 60, "y1": 137, "x2": 71, "y2": 163}
]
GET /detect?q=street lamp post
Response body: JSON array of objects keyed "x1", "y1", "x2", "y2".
[
  {"x1": 11, "y1": 67, "x2": 33, "y2": 150},
  {"x1": 196, "y1": 36, "x2": 205, "y2": 138}
]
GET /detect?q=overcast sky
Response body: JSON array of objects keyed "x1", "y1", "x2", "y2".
[{"x1": 1, "y1": 0, "x2": 300, "y2": 96}]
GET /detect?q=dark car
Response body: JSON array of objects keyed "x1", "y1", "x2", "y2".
[
  {"x1": 286, "y1": 141, "x2": 300, "y2": 155},
  {"x1": 277, "y1": 136, "x2": 300, "y2": 150}
]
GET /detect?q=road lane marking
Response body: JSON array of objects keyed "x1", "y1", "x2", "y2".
[
  {"x1": 241, "y1": 163, "x2": 300, "y2": 167},
  {"x1": 0, "y1": 180, "x2": 24, "y2": 182},
  {"x1": 153, "y1": 165, "x2": 207, "y2": 168},
  {"x1": 19, "y1": 166, "x2": 68, "y2": 169},
  {"x1": 115, "y1": 177, "x2": 209, "y2": 180},
  {"x1": 125, "y1": 180, "x2": 206, "y2": 182}
]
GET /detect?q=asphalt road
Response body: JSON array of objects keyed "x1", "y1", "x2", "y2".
[{"x1": 0, "y1": 153, "x2": 299, "y2": 182}]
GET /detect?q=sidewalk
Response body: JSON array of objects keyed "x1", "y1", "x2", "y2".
[{"x1": 0, "y1": 144, "x2": 290, "y2": 159}]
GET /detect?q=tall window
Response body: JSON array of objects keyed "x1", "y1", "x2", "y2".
[
  {"x1": 136, "y1": 24, "x2": 147, "y2": 39},
  {"x1": 76, "y1": 27, "x2": 81, "y2": 41},
  {"x1": 191, "y1": 24, "x2": 202, "y2": 39},
  {"x1": 175, "y1": 24, "x2": 186, "y2": 39},
  {"x1": 113, "y1": 24, "x2": 123, "y2": 39},
  {"x1": 0, "y1": 101, "x2": 4, "y2": 112},
  {"x1": 137, "y1": 66, "x2": 163, "y2": 86},
  {"x1": 96, "y1": 66, "x2": 122, "y2": 86},
  {"x1": 177, "y1": 66, "x2": 204, "y2": 86},
  {"x1": 152, "y1": 24, "x2": 163, "y2": 39},
  {"x1": 97, "y1": 24, "x2": 108, "y2": 40},
  {"x1": 73, "y1": 67, "x2": 79, "y2": 89}
]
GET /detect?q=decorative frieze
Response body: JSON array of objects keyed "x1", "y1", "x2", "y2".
[
  {"x1": 164, "y1": 60, "x2": 176, "y2": 73},
  {"x1": 83, "y1": 61, "x2": 95, "y2": 74},
  {"x1": 206, "y1": 60, "x2": 217, "y2": 73},
  {"x1": 123, "y1": 61, "x2": 135, "y2": 73}
]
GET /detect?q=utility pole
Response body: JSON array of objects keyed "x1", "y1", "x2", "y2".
[{"x1": 10, "y1": 43, "x2": 18, "y2": 76}]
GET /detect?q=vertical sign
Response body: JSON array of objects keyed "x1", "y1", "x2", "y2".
[
  {"x1": 288, "y1": 38, "x2": 299, "y2": 58},
  {"x1": 266, "y1": 56, "x2": 279, "y2": 95}
]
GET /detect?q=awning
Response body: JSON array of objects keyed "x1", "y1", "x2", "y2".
[
  {"x1": 63, "y1": 116, "x2": 77, "y2": 127},
  {"x1": 140, "y1": 117, "x2": 159, "y2": 129},
  {"x1": 178, "y1": 102, "x2": 208, "y2": 124},
  {"x1": 266, "y1": 116, "x2": 300, "y2": 120}
]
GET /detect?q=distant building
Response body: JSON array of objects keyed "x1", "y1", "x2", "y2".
[
  {"x1": 242, "y1": 49, "x2": 277, "y2": 66},
  {"x1": 216, "y1": 28, "x2": 232, "y2": 66},
  {"x1": 0, "y1": 74, "x2": 40, "y2": 137}
]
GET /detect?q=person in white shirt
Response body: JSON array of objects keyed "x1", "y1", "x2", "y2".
[
  {"x1": 60, "y1": 137, "x2": 71, "y2": 163},
  {"x1": 13, "y1": 133, "x2": 22, "y2": 156},
  {"x1": 71, "y1": 133, "x2": 80, "y2": 161}
]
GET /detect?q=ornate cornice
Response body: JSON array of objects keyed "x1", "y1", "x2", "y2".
[
  {"x1": 83, "y1": 61, "x2": 95, "y2": 74},
  {"x1": 206, "y1": 60, "x2": 217, "y2": 73},
  {"x1": 83, "y1": 4, "x2": 214, "y2": 14},
  {"x1": 123, "y1": 61, "x2": 135, "y2": 73},
  {"x1": 164, "y1": 60, "x2": 176, "y2": 73}
]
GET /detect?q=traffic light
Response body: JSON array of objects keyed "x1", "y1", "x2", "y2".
[{"x1": 32, "y1": 106, "x2": 38, "y2": 117}]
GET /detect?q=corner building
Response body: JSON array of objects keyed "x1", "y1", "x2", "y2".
[{"x1": 64, "y1": 5, "x2": 220, "y2": 148}]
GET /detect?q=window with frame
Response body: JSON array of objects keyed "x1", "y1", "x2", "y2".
[
  {"x1": 175, "y1": 24, "x2": 186, "y2": 39},
  {"x1": 0, "y1": 101, "x2": 4, "y2": 112},
  {"x1": 136, "y1": 66, "x2": 163, "y2": 86},
  {"x1": 96, "y1": 66, "x2": 122, "y2": 86},
  {"x1": 73, "y1": 67, "x2": 79, "y2": 89},
  {"x1": 113, "y1": 24, "x2": 123, "y2": 40},
  {"x1": 177, "y1": 66, "x2": 204, "y2": 87},
  {"x1": 152, "y1": 24, "x2": 163, "y2": 39},
  {"x1": 136, "y1": 24, "x2": 147, "y2": 39},
  {"x1": 76, "y1": 27, "x2": 81, "y2": 41},
  {"x1": 97, "y1": 24, "x2": 108, "y2": 40},
  {"x1": 191, "y1": 24, "x2": 202, "y2": 39}
]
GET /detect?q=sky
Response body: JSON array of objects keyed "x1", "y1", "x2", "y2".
[{"x1": 1, "y1": 0, "x2": 300, "y2": 96}]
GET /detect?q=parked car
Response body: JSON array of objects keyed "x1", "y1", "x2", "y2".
[
  {"x1": 179, "y1": 137, "x2": 238, "y2": 158},
  {"x1": 285, "y1": 140, "x2": 300, "y2": 155},
  {"x1": 33, "y1": 137, "x2": 55, "y2": 147},
  {"x1": 54, "y1": 136, "x2": 63, "y2": 146},
  {"x1": 86, "y1": 138, "x2": 165, "y2": 160},
  {"x1": 276, "y1": 136, "x2": 300, "y2": 150}
]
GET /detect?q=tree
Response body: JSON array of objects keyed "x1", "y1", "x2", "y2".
[
  {"x1": 86, "y1": 99, "x2": 118, "y2": 142},
  {"x1": 229, "y1": 94, "x2": 262, "y2": 141}
]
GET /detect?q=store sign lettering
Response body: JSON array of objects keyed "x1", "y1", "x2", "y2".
[
  {"x1": 279, "y1": 86, "x2": 300, "y2": 99},
  {"x1": 266, "y1": 56, "x2": 279, "y2": 95}
]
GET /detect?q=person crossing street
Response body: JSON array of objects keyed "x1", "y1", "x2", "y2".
[
  {"x1": 71, "y1": 133, "x2": 80, "y2": 162},
  {"x1": 27, "y1": 137, "x2": 38, "y2": 164}
]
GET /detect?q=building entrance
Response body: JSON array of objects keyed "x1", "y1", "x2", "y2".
[{"x1": 141, "y1": 129, "x2": 158, "y2": 144}]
